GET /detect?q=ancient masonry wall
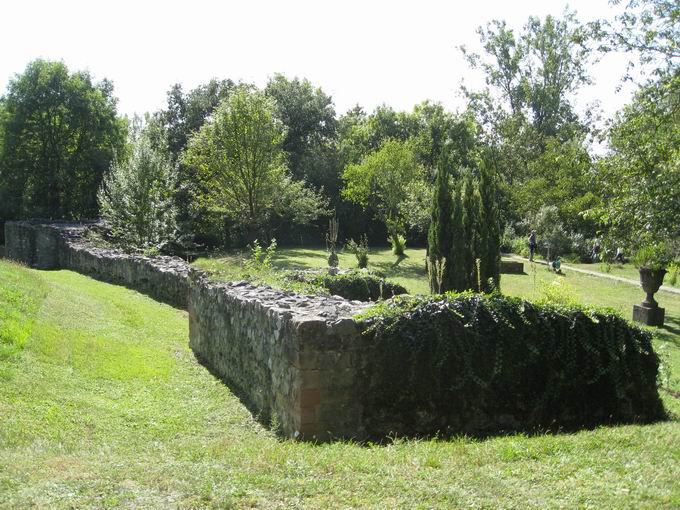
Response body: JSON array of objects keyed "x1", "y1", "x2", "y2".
[{"x1": 4, "y1": 220, "x2": 371, "y2": 441}]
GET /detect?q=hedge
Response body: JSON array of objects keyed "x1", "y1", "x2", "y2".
[
  {"x1": 358, "y1": 293, "x2": 665, "y2": 437},
  {"x1": 288, "y1": 270, "x2": 408, "y2": 302}
]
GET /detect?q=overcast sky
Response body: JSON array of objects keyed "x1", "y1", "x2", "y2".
[{"x1": 2, "y1": 0, "x2": 635, "y2": 122}]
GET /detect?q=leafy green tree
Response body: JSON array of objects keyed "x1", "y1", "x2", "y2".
[
  {"x1": 593, "y1": 0, "x2": 679, "y2": 78},
  {"x1": 265, "y1": 74, "x2": 338, "y2": 191},
  {"x1": 462, "y1": 12, "x2": 592, "y2": 139},
  {"x1": 160, "y1": 79, "x2": 235, "y2": 161},
  {"x1": 514, "y1": 137, "x2": 600, "y2": 235},
  {"x1": 152, "y1": 79, "x2": 236, "y2": 243},
  {"x1": 98, "y1": 117, "x2": 178, "y2": 249},
  {"x1": 462, "y1": 12, "x2": 595, "y2": 234},
  {"x1": 476, "y1": 161, "x2": 501, "y2": 290},
  {"x1": 183, "y1": 87, "x2": 327, "y2": 240},
  {"x1": 0, "y1": 59, "x2": 126, "y2": 221},
  {"x1": 460, "y1": 172, "x2": 481, "y2": 289},
  {"x1": 589, "y1": 0, "x2": 679, "y2": 247},
  {"x1": 341, "y1": 139, "x2": 421, "y2": 249},
  {"x1": 592, "y1": 72, "x2": 680, "y2": 245}
]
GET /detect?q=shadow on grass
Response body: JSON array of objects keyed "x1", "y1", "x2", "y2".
[{"x1": 655, "y1": 315, "x2": 680, "y2": 348}]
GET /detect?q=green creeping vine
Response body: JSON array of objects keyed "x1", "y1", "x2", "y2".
[
  {"x1": 288, "y1": 270, "x2": 407, "y2": 302},
  {"x1": 356, "y1": 293, "x2": 665, "y2": 436}
]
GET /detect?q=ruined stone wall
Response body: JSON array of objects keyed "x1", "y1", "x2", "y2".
[
  {"x1": 4, "y1": 220, "x2": 374, "y2": 441},
  {"x1": 188, "y1": 274, "x2": 371, "y2": 440},
  {"x1": 4, "y1": 221, "x2": 190, "y2": 308}
]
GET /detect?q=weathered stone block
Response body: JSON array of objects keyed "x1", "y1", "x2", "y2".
[
  {"x1": 633, "y1": 304, "x2": 665, "y2": 327},
  {"x1": 501, "y1": 260, "x2": 524, "y2": 274}
]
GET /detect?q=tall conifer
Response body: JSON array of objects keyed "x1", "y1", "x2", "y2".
[{"x1": 427, "y1": 159, "x2": 454, "y2": 292}]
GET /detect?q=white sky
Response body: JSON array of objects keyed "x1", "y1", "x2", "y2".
[{"x1": 2, "y1": 0, "x2": 635, "y2": 122}]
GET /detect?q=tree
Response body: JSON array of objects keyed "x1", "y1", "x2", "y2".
[
  {"x1": 264, "y1": 74, "x2": 338, "y2": 191},
  {"x1": 462, "y1": 12, "x2": 592, "y2": 139},
  {"x1": 159, "y1": 79, "x2": 235, "y2": 161},
  {"x1": 476, "y1": 161, "x2": 501, "y2": 291},
  {"x1": 0, "y1": 59, "x2": 126, "y2": 222},
  {"x1": 589, "y1": 0, "x2": 680, "y2": 247},
  {"x1": 514, "y1": 136, "x2": 600, "y2": 235},
  {"x1": 183, "y1": 87, "x2": 327, "y2": 240},
  {"x1": 592, "y1": 72, "x2": 680, "y2": 245},
  {"x1": 98, "y1": 117, "x2": 178, "y2": 249},
  {"x1": 461, "y1": 12, "x2": 595, "y2": 235},
  {"x1": 428, "y1": 160, "x2": 455, "y2": 292},
  {"x1": 593, "y1": 0, "x2": 679, "y2": 79},
  {"x1": 341, "y1": 139, "x2": 422, "y2": 248}
]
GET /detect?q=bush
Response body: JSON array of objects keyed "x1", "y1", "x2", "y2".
[
  {"x1": 346, "y1": 235, "x2": 369, "y2": 269},
  {"x1": 390, "y1": 234, "x2": 407, "y2": 257},
  {"x1": 633, "y1": 242, "x2": 674, "y2": 270},
  {"x1": 98, "y1": 120, "x2": 178, "y2": 250},
  {"x1": 290, "y1": 270, "x2": 407, "y2": 302},
  {"x1": 357, "y1": 294, "x2": 665, "y2": 437}
]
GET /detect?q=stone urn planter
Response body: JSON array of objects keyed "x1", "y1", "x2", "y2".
[{"x1": 633, "y1": 268, "x2": 667, "y2": 326}]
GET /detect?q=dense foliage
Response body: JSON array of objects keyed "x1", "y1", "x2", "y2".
[
  {"x1": 427, "y1": 162, "x2": 501, "y2": 293},
  {"x1": 0, "y1": 3, "x2": 676, "y2": 258},
  {"x1": 183, "y1": 88, "x2": 328, "y2": 243},
  {"x1": 358, "y1": 293, "x2": 665, "y2": 436},
  {"x1": 98, "y1": 118, "x2": 178, "y2": 250},
  {"x1": 0, "y1": 60, "x2": 126, "y2": 222},
  {"x1": 342, "y1": 139, "x2": 423, "y2": 251}
]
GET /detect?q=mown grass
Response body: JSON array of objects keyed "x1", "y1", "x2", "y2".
[{"x1": 1, "y1": 254, "x2": 679, "y2": 508}]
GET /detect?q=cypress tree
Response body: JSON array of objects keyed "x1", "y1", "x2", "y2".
[
  {"x1": 477, "y1": 161, "x2": 501, "y2": 291},
  {"x1": 449, "y1": 180, "x2": 467, "y2": 292},
  {"x1": 460, "y1": 171, "x2": 480, "y2": 291},
  {"x1": 427, "y1": 159, "x2": 455, "y2": 292}
]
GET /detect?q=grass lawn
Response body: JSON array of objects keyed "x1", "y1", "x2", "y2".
[
  {"x1": 1, "y1": 252, "x2": 680, "y2": 508},
  {"x1": 517, "y1": 254, "x2": 680, "y2": 289},
  {"x1": 565, "y1": 260, "x2": 680, "y2": 288}
]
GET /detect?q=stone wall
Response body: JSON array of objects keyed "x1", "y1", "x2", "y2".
[
  {"x1": 4, "y1": 220, "x2": 375, "y2": 441},
  {"x1": 4, "y1": 220, "x2": 190, "y2": 308},
  {"x1": 188, "y1": 273, "x2": 371, "y2": 441}
]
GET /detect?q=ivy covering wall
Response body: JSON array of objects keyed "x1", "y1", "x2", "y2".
[{"x1": 358, "y1": 293, "x2": 665, "y2": 437}]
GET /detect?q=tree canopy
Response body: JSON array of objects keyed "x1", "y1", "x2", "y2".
[
  {"x1": 0, "y1": 59, "x2": 126, "y2": 221},
  {"x1": 184, "y1": 87, "x2": 327, "y2": 240},
  {"x1": 342, "y1": 139, "x2": 422, "y2": 245}
]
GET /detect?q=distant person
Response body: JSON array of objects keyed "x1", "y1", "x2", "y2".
[
  {"x1": 528, "y1": 230, "x2": 537, "y2": 261},
  {"x1": 591, "y1": 241, "x2": 601, "y2": 262},
  {"x1": 615, "y1": 247, "x2": 625, "y2": 263},
  {"x1": 551, "y1": 256, "x2": 563, "y2": 274}
]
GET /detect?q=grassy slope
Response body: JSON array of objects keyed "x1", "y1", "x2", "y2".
[{"x1": 0, "y1": 256, "x2": 679, "y2": 508}]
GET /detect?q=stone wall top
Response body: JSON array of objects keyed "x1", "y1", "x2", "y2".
[{"x1": 190, "y1": 273, "x2": 370, "y2": 323}]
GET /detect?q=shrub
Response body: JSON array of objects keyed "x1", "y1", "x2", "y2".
[
  {"x1": 633, "y1": 242, "x2": 674, "y2": 270},
  {"x1": 357, "y1": 294, "x2": 665, "y2": 437},
  {"x1": 390, "y1": 234, "x2": 407, "y2": 257},
  {"x1": 98, "y1": 120, "x2": 178, "y2": 250},
  {"x1": 244, "y1": 238, "x2": 277, "y2": 275},
  {"x1": 346, "y1": 235, "x2": 369, "y2": 269},
  {"x1": 668, "y1": 260, "x2": 679, "y2": 286},
  {"x1": 291, "y1": 270, "x2": 407, "y2": 302}
]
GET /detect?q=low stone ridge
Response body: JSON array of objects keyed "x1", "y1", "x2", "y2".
[
  {"x1": 4, "y1": 220, "x2": 191, "y2": 308},
  {"x1": 10, "y1": 220, "x2": 649, "y2": 442}
]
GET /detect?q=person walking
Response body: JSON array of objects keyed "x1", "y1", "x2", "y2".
[{"x1": 528, "y1": 230, "x2": 537, "y2": 262}]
